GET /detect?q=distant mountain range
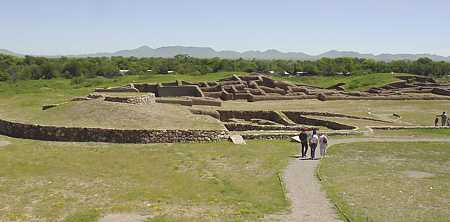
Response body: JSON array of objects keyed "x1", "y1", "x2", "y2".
[
  {"x1": 2, "y1": 46, "x2": 450, "y2": 61},
  {"x1": 0, "y1": 49, "x2": 19, "y2": 56}
]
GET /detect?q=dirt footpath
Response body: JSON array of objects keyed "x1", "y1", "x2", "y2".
[{"x1": 282, "y1": 137, "x2": 450, "y2": 222}]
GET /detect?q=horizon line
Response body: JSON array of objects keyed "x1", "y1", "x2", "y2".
[{"x1": 2, "y1": 45, "x2": 450, "y2": 58}]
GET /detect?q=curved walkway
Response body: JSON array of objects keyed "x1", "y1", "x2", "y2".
[{"x1": 282, "y1": 137, "x2": 450, "y2": 222}]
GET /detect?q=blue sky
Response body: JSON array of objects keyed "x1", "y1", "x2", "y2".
[{"x1": 1, "y1": 0, "x2": 449, "y2": 56}]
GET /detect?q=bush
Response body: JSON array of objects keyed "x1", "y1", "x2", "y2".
[
  {"x1": 0, "y1": 71, "x2": 9, "y2": 81},
  {"x1": 70, "y1": 76, "x2": 86, "y2": 85}
]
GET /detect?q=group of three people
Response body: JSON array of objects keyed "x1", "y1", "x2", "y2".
[{"x1": 298, "y1": 129, "x2": 328, "y2": 160}]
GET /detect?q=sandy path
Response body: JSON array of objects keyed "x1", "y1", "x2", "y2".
[{"x1": 282, "y1": 137, "x2": 450, "y2": 222}]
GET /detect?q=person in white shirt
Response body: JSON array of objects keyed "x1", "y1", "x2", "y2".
[
  {"x1": 319, "y1": 134, "x2": 328, "y2": 157},
  {"x1": 309, "y1": 129, "x2": 319, "y2": 160}
]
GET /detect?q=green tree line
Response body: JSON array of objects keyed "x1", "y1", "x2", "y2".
[{"x1": 1, "y1": 54, "x2": 450, "y2": 82}]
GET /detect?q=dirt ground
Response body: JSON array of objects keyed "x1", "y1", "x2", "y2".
[
  {"x1": 98, "y1": 213, "x2": 149, "y2": 222},
  {"x1": 0, "y1": 140, "x2": 10, "y2": 147}
]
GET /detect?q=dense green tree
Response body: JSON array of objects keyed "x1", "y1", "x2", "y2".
[{"x1": 1, "y1": 53, "x2": 450, "y2": 81}]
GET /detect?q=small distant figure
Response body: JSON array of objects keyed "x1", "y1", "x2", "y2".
[
  {"x1": 447, "y1": 118, "x2": 450, "y2": 127},
  {"x1": 319, "y1": 134, "x2": 328, "y2": 157},
  {"x1": 437, "y1": 112, "x2": 448, "y2": 127},
  {"x1": 435, "y1": 117, "x2": 439, "y2": 127},
  {"x1": 309, "y1": 129, "x2": 319, "y2": 160},
  {"x1": 299, "y1": 129, "x2": 309, "y2": 159}
]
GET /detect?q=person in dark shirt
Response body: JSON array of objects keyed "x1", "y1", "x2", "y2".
[{"x1": 299, "y1": 129, "x2": 308, "y2": 158}]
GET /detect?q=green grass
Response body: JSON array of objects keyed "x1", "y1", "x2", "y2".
[
  {"x1": 319, "y1": 141, "x2": 450, "y2": 222},
  {"x1": 0, "y1": 136, "x2": 295, "y2": 221},
  {"x1": 373, "y1": 128, "x2": 450, "y2": 138},
  {"x1": 274, "y1": 73, "x2": 411, "y2": 91},
  {"x1": 63, "y1": 209, "x2": 101, "y2": 222}
]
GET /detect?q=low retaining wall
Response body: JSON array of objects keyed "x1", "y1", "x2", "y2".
[
  {"x1": 104, "y1": 95, "x2": 154, "y2": 105},
  {"x1": 95, "y1": 84, "x2": 139, "y2": 93},
  {"x1": 0, "y1": 119, "x2": 229, "y2": 143},
  {"x1": 224, "y1": 123, "x2": 312, "y2": 131},
  {"x1": 431, "y1": 88, "x2": 450, "y2": 96},
  {"x1": 247, "y1": 95, "x2": 316, "y2": 102},
  {"x1": 284, "y1": 111, "x2": 391, "y2": 123},
  {"x1": 190, "y1": 98, "x2": 222, "y2": 107},
  {"x1": 157, "y1": 85, "x2": 204, "y2": 97},
  {"x1": 283, "y1": 112, "x2": 356, "y2": 130},
  {"x1": 155, "y1": 98, "x2": 193, "y2": 106},
  {"x1": 217, "y1": 110, "x2": 293, "y2": 125}
]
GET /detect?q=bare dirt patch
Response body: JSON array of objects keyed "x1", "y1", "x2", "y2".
[
  {"x1": 99, "y1": 213, "x2": 149, "y2": 222},
  {"x1": 403, "y1": 170, "x2": 435, "y2": 179},
  {"x1": 0, "y1": 140, "x2": 10, "y2": 147}
]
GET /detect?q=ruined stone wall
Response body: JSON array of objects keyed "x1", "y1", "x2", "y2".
[
  {"x1": 190, "y1": 98, "x2": 222, "y2": 106},
  {"x1": 104, "y1": 95, "x2": 154, "y2": 105},
  {"x1": 133, "y1": 83, "x2": 158, "y2": 93},
  {"x1": 431, "y1": 88, "x2": 450, "y2": 96},
  {"x1": 224, "y1": 123, "x2": 311, "y2": 131},
  {"x1": 95, "y1": 84, "x2": 139, "y2": 93},
  {"x1": 155, "y1": 98, "x2": 193, "y2": 106},
  {"x1": 0, "y1": 119, "x2": 228, "y2": 143},
  {"x1": 283, "y1": 113, "x2": 355, "y2": 130},
  {"x1": 283, "y1": 111, "x2": 391, "y2": 123},
  {"x1": 217, "y1": 110, "x2": 293, "y2": 125},
  {"x1": 248, "y1": 95, "x2": 316, "y2": 102}
]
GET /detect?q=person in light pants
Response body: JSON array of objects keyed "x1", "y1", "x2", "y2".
[
  {"x1": 319, "y1": 134, "x2": 328, "y2": 157},
  {"x1": 309, "y1": 129, "x2": 319, "y2": 160}
]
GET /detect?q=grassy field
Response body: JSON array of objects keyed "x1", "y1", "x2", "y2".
[
  {"x1": 373, "y1": 128, "x2": 450, "y2": 138},
  {"x1": 319, "y1": 141, "x2": 450, "y2": 222},
  {"x1": 0, "y1": 136, "x2": 295, "y2": 222},
  {"x1": 274, "y1": 73, "x2": 411, "y2": 91}
]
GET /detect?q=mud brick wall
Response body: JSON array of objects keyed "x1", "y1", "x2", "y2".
[
  {"x1": 133, "y1": 83, "x2": 158, "y2": 93},
  {"x1": 0, "y1": 119, "x2": 229, "y2": 143},
  {"x1": 157, "y1": 85, "x2": 204, "y2": 97}
]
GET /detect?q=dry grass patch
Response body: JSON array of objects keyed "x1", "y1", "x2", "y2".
[
  {"x1": 0, "y1": 136, "x2": 295, "y2": 221},
  {"x1": 319, "y1": 141, "x2": 450, "y2": 222}
]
